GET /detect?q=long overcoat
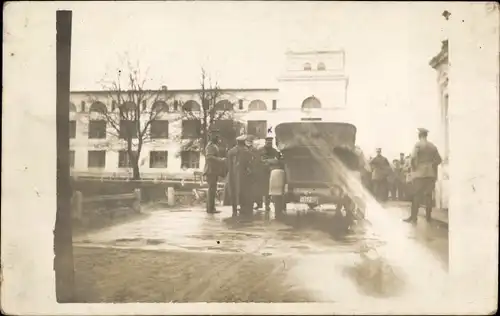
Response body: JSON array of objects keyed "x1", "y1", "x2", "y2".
[
  {"x1": 227, "y1": 145, "x2": 253, "y2": 206},
  {"x1": 246, "y1": 146, "x2": 266, "y2": 200},
  {"x1": 411, "y1": 140, "x2": 442, "y2": 179},
  {"x1": 370, "y1": 155, "x2": 391, "y2": 181}
]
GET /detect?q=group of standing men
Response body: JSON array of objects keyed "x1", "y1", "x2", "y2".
[
  {"x1": 204, "y1": 126, "x2": 442, "y2": 224},
  {"x1": 367, "y1": 128, "x2": 443, "y2": 223},
  {"x1": 368, "y1": 150, "x2": 410, "y2": 202},
  {"x1": 203, "y1": 130, "x2": 281, "y2": 217}
]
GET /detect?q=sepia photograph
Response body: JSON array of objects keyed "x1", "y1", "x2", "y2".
[{"x1": 2, "y1": 1, "x2": 498, "y2": 315}]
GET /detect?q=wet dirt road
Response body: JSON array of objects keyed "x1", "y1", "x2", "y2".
[{"x1": 74, "y1": 201, "x2": 448, "y2": 303}]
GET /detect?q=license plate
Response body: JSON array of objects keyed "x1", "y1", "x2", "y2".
[{"x1": 300, "y1": 196, "x2": 319, "y2": 204}]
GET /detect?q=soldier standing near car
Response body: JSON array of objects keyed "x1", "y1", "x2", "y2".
[
  {"x1": 398, "y1": 153, "x2": 407, "y2": 200},
  {"x1": 245, "y1": 135, "x2": 265, "y2": 210},
  {"x1": 257, "y1": 136, "x2": 282, "y2": 212},
  {"x1": 227, "y1": 135, "x2": 253, "y2": 217},
  {"x1": 203, "y1": 129, "x2": 226, "y2": 214},
  {"x1": 403, "y1": 154, "x2": 413, "y2": 201},
  {"x1": 370, "y1": 148, "x2": 391, "y2": 202},
  {"x1": 403, "y1": 128, "x2": 442, "y2": 223},
  {"x1": 388, "y1": 159, "x2": 398, "y2": 200}
]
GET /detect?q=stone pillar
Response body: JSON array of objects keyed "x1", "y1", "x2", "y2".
[
  {"x1": 133, "y1": 188, "x2": 142, "y2": 212},
  {"x1": 167, "y1": 186, "x2": 175, "y2": 206},
  {"x1": 72, "y1": 191, "x2": 83, "y2": 221}
]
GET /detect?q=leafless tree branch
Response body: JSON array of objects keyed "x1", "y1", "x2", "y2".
[{"x1": 83, "y1": 55, "x2": 173, "y2": 179}]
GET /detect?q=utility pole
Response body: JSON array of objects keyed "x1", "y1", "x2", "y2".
[{"x1": 54, "y1": 10, "x2": 75, "y2": 302}]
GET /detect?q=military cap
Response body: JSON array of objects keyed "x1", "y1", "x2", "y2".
[
  {"x1": 376, "y1": 147, "x2": 382, "y2": 151},
  {"x1": 265, "y1": 136, "x2": 274, "y2": 140},
  {"x1": 417, "y1": 127, "x2": 429, "y2": 134},
  {"x1": 236, "y1": 135, "x2": 247, "y2": 141}
]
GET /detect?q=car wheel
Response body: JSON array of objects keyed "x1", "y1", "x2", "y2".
[{"x1": 352, "y1": 195, "x2": 366, "y2": 219}]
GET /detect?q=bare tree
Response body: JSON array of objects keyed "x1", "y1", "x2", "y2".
[
  {"x1": 87, "y1": 58, "x2": 173, "y2": 180},
  {"x1": 179, "y1": 68, "x2": 244, "y2": 157}
]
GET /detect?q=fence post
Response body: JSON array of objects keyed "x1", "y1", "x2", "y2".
[
  {"x1": 72, "y1": 191, "x2": 83, "y2": 221},
  {"x1": 133, "y1": 188, "x2": 141, "y2": 212},
  {"x1": 167, "y1": 187, "x2": 175, "y2": 207}
]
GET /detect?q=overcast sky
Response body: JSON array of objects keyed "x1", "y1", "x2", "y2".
[{"x1": 66, "y1": 1, "x2": 449, "y2": 156}]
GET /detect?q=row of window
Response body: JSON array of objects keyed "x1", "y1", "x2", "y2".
[
  {"x1": 70, "y1": 99, "x2": 278, "y2": 113},
  {"x1": 69, "y1": 119, "x2": 269, "y2": 140},
  {"x1": 303, "y1": 62, "x2": 326, "y2": 71},
  {"x1": 70, "y1": 150, "x2": 201, "y2": 169}
]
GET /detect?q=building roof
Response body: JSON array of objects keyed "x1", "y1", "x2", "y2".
[{"x1": 70, "y1": 87, "x2": 279, "y2": 94}]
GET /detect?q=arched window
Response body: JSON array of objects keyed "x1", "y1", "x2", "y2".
[
  {"x1": 301, "y1": 96, "x2": 322, "y2": 109},
  {"x1": 152, "y1": 100, "x2": 170, "y2": 113},
  {"x1": 121, "y1": 101, "x2": 137, "y2": 112},
  {"x1": 88, "y1": 102, "x2": 107, "y2": 139},
  {"x1": 317, "y1": 62, "x2": 326, "y2": 71},
  {"x1": 214, "y1": 100, "x2": 233, "y2": 111},
  {"x1": 303, "y1": 62, "x2": 312, "y2": 71},
  {"x1": 69, "y1": 102, "x2": 77, "y2": 112},
  {"x1": 89, "y1": 101, "x2": 107, "y2": 114},
  {"x1": 182, "y1": 100, "x2": 201, "y2": 112},
  {"x1": 248, "y1": 100, "x2": 267, "y2": 111}
]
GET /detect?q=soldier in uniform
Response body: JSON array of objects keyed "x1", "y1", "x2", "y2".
[
  {"x1": 402, "y1": 154, "x2": 413, "y2": 201},
  {"x1": 257, "y1": 136, "x2": 281, "y2": 212},
  {"x1": 369, "y1": 148, "x2": 391, "y2": 202},
  {"x1": 403, "y1": 128, "x2": 442, "y2": 223},
  {"x1": 388, "y1": 159, "x2": 398, "y2": 200},
  {"x1": 203, "y1": 129, "x2": 226, "y2": 214},
  {"x1": 245, "y1": 135, "x2": 265, "y2": 210},
  {"x1": 227, "y1": 135, "x2": 253, "y2": 217}
]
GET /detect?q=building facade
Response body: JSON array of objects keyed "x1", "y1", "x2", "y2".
[
  {"x1": 430, "y1": 40, "x2": 449, "y2": 210},
  {"x1": 69, "y1": 50, "x2": 350, "y2": 178}
]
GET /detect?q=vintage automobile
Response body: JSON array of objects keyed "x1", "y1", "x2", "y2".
[{"x1": 268, "y1": 120, "x2": 367, "y2": 224}]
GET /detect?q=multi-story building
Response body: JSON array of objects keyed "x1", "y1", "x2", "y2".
[
  {"x1": 69, "y1": 49, "x2": 351, "y2": 178},
  {"x1": 430, "y1": 39, "x2": 449, "y2": 210}
]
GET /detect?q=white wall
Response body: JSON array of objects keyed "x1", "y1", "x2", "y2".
[
  {"x1": 278, "y1": 79, "x2": 348, "y2": 109},
  {"x1": 69, "y1": 89, "x2": 281, "y2": 176}
]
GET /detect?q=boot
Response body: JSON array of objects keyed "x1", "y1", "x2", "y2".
[
  {"x1": 425, "y1": 208, "x2": 432, "y2": 222},
  {"x1": 403, "y1": 217, "x2": 417, "y2": 224},
  {"x1": 404, "y1": 201, "x2": 418, "y2": 223}
]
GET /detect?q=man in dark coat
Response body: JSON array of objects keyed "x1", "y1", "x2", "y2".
[
  {"x1": 245, "y1": 135, "x2": 265, "y2": 210},
  {"x1": 398, "y1": 152, "x2": 408, "y2": 200},
  {"x1": 404, "y1": 128, "x2": 442, "y2": 223},
  {"x1": 369, "y1": 148, "x2": 391, "y2": 202},
  {"x1": 257, "y1": 137, "x2": 282, "y2": 212},
  {"x1": 203, "y1": 129, "x2": 226, "y2": 214},
  {"x1": 389, "y1": 159, "x2": 405, "y2": 200},
  {"x1": 227, "y1": 135, "x2": 253, "y2": 217}
]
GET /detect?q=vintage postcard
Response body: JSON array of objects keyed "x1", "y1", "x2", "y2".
[{"x1": 2, "y1": 1, "x2": 498, "y2": 315}]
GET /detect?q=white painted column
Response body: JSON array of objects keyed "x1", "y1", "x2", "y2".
[{"x1": 447, "y1": 3, "x2": 499, "y2": 311}]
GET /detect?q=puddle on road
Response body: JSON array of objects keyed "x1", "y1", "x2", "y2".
[{"x1": 75, "y1": 193, "x2": 448, "y2": 304}]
